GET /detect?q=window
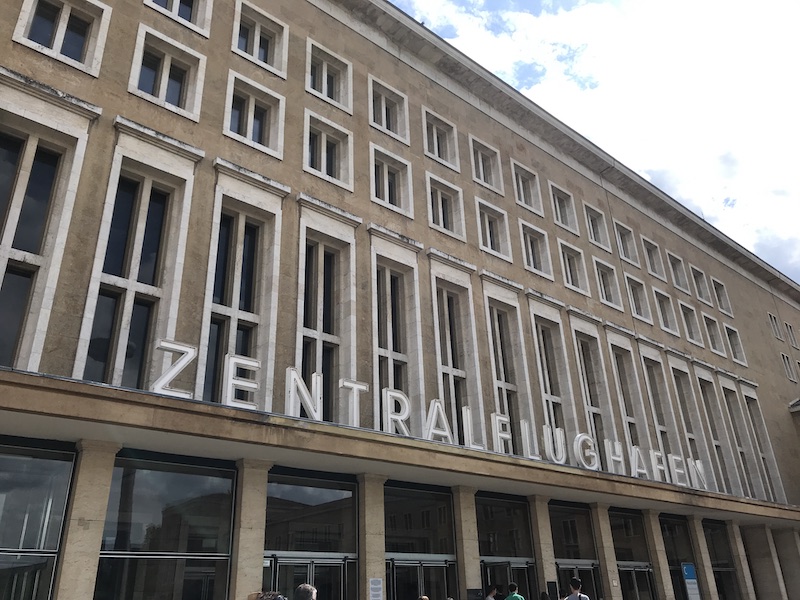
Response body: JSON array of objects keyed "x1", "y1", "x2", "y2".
[
  {"x1": 232, "y1": 0, "x2": 287, "y2": 77},
  {"x1": 144, "y1": 0, "x2": 212, "y2": 34},
  {"x1": 613, "y1": 345, "x2": 645, "y2": 452},
  {"x1": 96, "y1": 454, "x2": 234, "y2": 600},
  {"x1": 744, "y1": 394, "x2": 782, "y2": 502},
  {"x1": 625, "y1": 275, "x2": 651, "y2": 322},
  {"x1": 369, "y1": 76, "x2": 409, "y2": 143},
  {"x1": 696, "y1": 379, "x2": 730, "y2": 494},
  {"x1": 550, "y1": 183, "x2": 578, "y2": 233},
  {"x1": 424, "y1": 108, "x2": 459, "y2": 170},
  {"x1": 787, "y1": 322, "x2": 799, "y2": 349},
  {"x1": 672, "y1": 368, "x2": 703, "y2": 467},
  {"x1": 306, "y1": 40, "x2": 352, "y2": 112},
  {"x1": 304, "y1": 111, "x2": 353, "y2": 190},
  {"x1": 690, "y1": 265, "x2": 712, "y2": 304},
  {"x1": 535, "y1": 316, "x2": 569, "y2": 443},
  {"x1": 768, "y1": 312, "x2": 783, "y2": 340},
  {"x1": 129, "y1": 25, "x2": 206, "y2": 120},
  {"x1": 593, "y1": 257, "x2": 621, "y2": 309},
  {"x1": 615, "y1": 221, "x2": 639, "y2": 266},
  {"x1": 782, "y1": 353, "x2": 796, "y2": 382},
  {"x1": 577, "y1": 334, "x2": 612, "y2": 458},
  {"x1": 722, "y1": 387, "x2": 754, "y2": 498},
  {"x1": 376, "y1": 262, "x2": 410, "y2": 395},
  {"x1": 477, "y1": 199, "x2": 511, "y2": 259},
  {"x1": 520, "y1": 221, "x2": 552, "y2": 278},
  {"x1": 470, "y1": 135, "x2": 502, "y2": 193},
  {"x1": 703, "y1": 314, "x2": 726, "y2": 356},
  {"x1": 667, "y1": 251, "x2": 690, "y2": 292},
  {"x1": 370, "y1": 144, "x2": 412, "y2": 215},
  {"x1": 489, "y1": 302, "x2": 520, "y2": 453},
  {"x1": 511, "y1": 160, "x2": 542, "y2": 214},
  {"x1": 559, "y1": 241, "x2": 588, "y2": 294},
  {"x1": 14, "y1": 0, "x2": 111, "y2": 75},
  {"x1": 654, "y1": 289, "x2": 678, "y2": 334},
  {"x1": 724, "y1": 325, "x2": 746, "y2": 365},
  {"x1": 642, "y1": 237, "x2": 666, "y2": 280},
  {"x1": 224, "y1": 72, "x2": 285, "y2": 158},
  {"x1": 585, "y1": 204, "x2": 610, "y2": 250},
  {"x1": 427, "y1": 173, "x2": 464, "y2": 238},
  {"x1": 679, "y1": 302, "x2": 703, "y2": 346},
  {"x1": 712, "y1": 277, "x2": 733, "y2": 316},
  {"x1": 644, "y1": 357, "x2": 677, "y2": 459}
]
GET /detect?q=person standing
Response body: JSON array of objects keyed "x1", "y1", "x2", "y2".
[
  {"x1": 564, "y1": 578, "x2": 590, "y2": 600},
  {"x1": 485, "y1": 585, "x2": 498, "y2": 600},
  {"x1": 504, "y1": 582, "x2": 525, "y2": 600}
]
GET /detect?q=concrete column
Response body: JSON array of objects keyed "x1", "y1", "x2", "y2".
[
  {"x1": 52, "y1": 439, "x2": 121, "y2": 600},
  {"x1": 528, "y1": 496, "x2": 557, "y2": 592},
  {"x1": 742, "y1": 525, "x2": 787, "y2": 600},
  {"x1": 726, "y1": 521, "x2": 756, "y2": 600},
  {"x1": 590, "y1": 504, "x2": 622, "y2": 600},
  {"x1": 642, "y1": 511, "x2": 675, "y2": 600},
  {"x1": 229, "y1": 459, "x2": 273, "y2": 600},
  {"x1": 687, "y1": 516, "x2": 718, "y2": 600},
  {"x1": 358, "y1": 474, "x2": 387, "y2": 600},
  {"x1": 452, "y1": 486, "x2": 481, "y2": 600},
  {"x1": 773, "y1": 528, "x2": 800, "y2": 596}
]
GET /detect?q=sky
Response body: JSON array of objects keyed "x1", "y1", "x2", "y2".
[{"x1": 387, "y1": 0, "x2": 800, "y2": 285}]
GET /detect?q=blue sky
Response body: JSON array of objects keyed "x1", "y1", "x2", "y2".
[{"x1": 389, "y1": 0, "x2": 800, "y2": 285}]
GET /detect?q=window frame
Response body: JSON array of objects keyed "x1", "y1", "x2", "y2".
[
  {"x1": 469, "y1": 134, "x2": 503, "y2": 195},
  {"x1": 614, "y1": 219, "x2": 640, "y2": 267},
  {"x1": 642, "y1": 235, "x2": 667, "y2": 281},
  {"x1": 625, "y1": 273, "x2": 652, "y2": 324},
  {"x1": 475, "y1": 197, "x2": 512, "y2": 261},
  {"x1": 724, "y1": 324, "x2": 747, "y2": 366},
  {"x1": 223, "y1": 70, "x2": 285, "y2": 159},
  {"x1": 305, "y1": 39, "x2": 353, "y2": 114},
  {"x1": 653, "y1": 287, "x2": 679, "y2": 335},
  {"x1": 711, "y1": 277, "x2": 733, "y2": 316},
  {"x1": 678, "y1": 300, "x2": 704, "y2": 347},
  {"x1": 231, "y1": 0, "x2": 288, "y2": 78},
  {"x1": 423, "y1": 106, "x2": 460, "y2": 172},
  {"x1": 143, "y1": 0, "x2": 214, "y2": 37},
  {"x1": 584, "y1": 202, "x2": 611, "y2": 251},
  {"x1": 426, "y1": 172, "x2": 465, "y2": 241},
  {"x1": 786, "y1": 322, "x2": 799, "y2": 349},
  {"x1": 510, "y1": 159, "x2": 543, "y2": 216},
  {"x1": 666, "y1": 249, "x2": 690, "y2": 293},
  {"x1": 592, "y1": 256, "x2": 622, "y2": 311},
  {"x1": 14, "y1": 0, "x2": 113, "y2": 76},
  {"x1": 781, "y1": 353, "x2": 797, "y2": 382},
  {"x1": 368, "y1": 75, "x2": 410, "y2": 144},
  {"x1": 303, "y1": 109, "x2": 354, "y2": 191},
  {"x1": 702, "y1": 312, "x2": 726, "y2": 357},
  {"x1": 558, "y1": 239, "x2": 589, "y2": 296},
  {"x1": 128, "y1": 25, "x2": 207, "y2": 121},
  {"x1": 519, "y1": 219, "x2": 553, "y2": 280},
  {"x1": 369, "y1": 143, "x2": 413, "y2": 217},
  {"x1": 768, "y1": 312, "x2": 783, "y2": 340},
  {"x1": 549, "y1": 182, "x2": 579, "y2": 235},
  {"x1": 689, "y1": 264, "x2": 713, "y2": 306}
]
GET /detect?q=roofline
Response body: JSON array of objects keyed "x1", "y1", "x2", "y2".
[{"x1": 343, "y1": 0, "x2": 800, "y2": 303}]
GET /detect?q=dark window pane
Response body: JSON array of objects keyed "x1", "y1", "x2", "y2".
[
  {"x1": 166, "y1": 64, "x2": 186, "y2": 107},
  {"x1": 84, "y1": 291, "x2": 119, "y2": 383},
  {"x1": 258, "y1": 34, "x2": 270, "y2": 63},
  {"x1": 309, "y1": 62, "x2": 320, "y2": 92},
  {"x1": 476, "y1": 497, "x2": 534, "y2": 557},
  {"x1": 177, "y1": 0, "x2": 193, "y2": 22},
  {"x1": 138, "y1": 51, "x2": 161, "y2": 96},
  {"x1": 212, "y1": 214, "x2": 233, "y2": 305},
  {"x1": 308, "y1": 131, "x2": 320, "y2": 169},
  {"x1": 0, "y1": 133, "x2": 24, "y2": 232},
  {"x1": 0, "y1": 269, "x2": 34, "y2": 367},
  {"x1": 94, "y1": 557, "x2": 229, "y2": 600},
  {"x1": 252, "y1": 104, "x2": 268, "y2": 145},
  {"x1": 28, "y1": 0, "x2": 60, "y2": 47},
  {"x1": 0, "y1": 554, "x2": 57, "y2": 599},
  {"x1": 61, "y1": 13, "x2": 90, "y2": 61},
  {"x1": 322, "y1": 343, "x2": 336, "y2": 421},
  {"x1": 325, "y1": 140, "x2": 337, "y2": 177},
  {"x1": 103, "y1": 178, "x2": 139, "y2": 277},
  {"x1": 137, "y1": 188, "x2": 168, "y2": 285},
  {"x1": 326, "y1": 73, "x2": 336, "y2": 100},
  {"x1": 230, "y1": 94, "x2": 245, "y2": 135},
  {"x1": 102, "y1": 458, "x2": 233, "y2": 553},
  {"x1": 322, "y1": 250, "x2": 335, "y2": 334},
  {"x1": 234, "y1": 324, "x2": 253, "y2": 401},
  {"x1": 121, "y1": 299, "x2": 152, "y2": 389},
  {"x1": 390, "y1": 273, "x2": 403, "y2": 352},
  {"x1": 303, "y1": 243, "x2": 317, "y2": 329},
  {"x1": 237, "y1": 23, "x2": 250, "y2": 53},
  {"x1": 384, "y1": 487, "x2": 454, "y2": 554},
  {"x1": 152, "y1": 0, "x2": 169, "y2": 8},
  {"x1": 13, "y1": 147, "x2": 59, "y2": 254},
  {"x1": 239, "y1": 223, "x2": 258, "y2": 312},
  {"x1": 549, "y1": 505, "x2": 597, "y2": 560},
  {"x1": 203, "y1": 317, "x2": 224, "y2": 402}
]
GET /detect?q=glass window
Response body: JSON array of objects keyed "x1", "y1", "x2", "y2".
[
  {"x1": 475, "y1": 496, "x2": 533, "y2": 557},
  {"x1": 549, "y1": 504, "x2": 596, "y2": 560},
  {"x1": 385, "y1": 486, "x2": 454, "y2": 555},
  {"x1": 609, "y1": 510, "x2": 649, "y2": 563}
]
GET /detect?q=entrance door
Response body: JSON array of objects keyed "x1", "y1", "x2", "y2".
[
  {"x1": 266, "y1": 558, "x2": 356, "y2": 600},
  {"x1": 387, "y1": 561, "x2": 458, "y2": 600},
  {"x1": 556, "y1": 565, "x2": 602, "y2": 600},
  {"x1": 618, "y1": 567, "x2": 656, "y2": 600},
  {"x1": 482, "y1": 561, "x2": 536, "y2": 600}
]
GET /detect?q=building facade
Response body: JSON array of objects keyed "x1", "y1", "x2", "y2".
[{"x1": 1, "y1": 0, "x2": 800, "y2": 599}]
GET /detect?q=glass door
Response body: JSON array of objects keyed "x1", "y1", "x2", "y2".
[
  {"x1": 482, "y1": 561, "x2": 536, "y2": 600},
  {"x1": 556, "y1": 564, "x2": 602, "y2": 600},
  {"x1": 618, "y1": 567, "x2": 656, "y2": 600},
  {"x1": 387, "y1": 561, "x2": 458, "y2": 600},
  {"x1": 266, "y1": 558, "x2": 356, "y2": 600}
]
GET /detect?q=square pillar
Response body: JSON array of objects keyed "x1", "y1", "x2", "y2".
[
  {"x1": 528, "y1": 496, "x2": 557, "y2": 591},
  {"x1": 687, "y1": 516, "x2": 717, "y2": 600},
  {"x1": 53, "y1": 439, "x2": 121, "y2": 600},
  {"x1": 229, "y1": 459, "x2": 273, "y2": 600},
  {"x1": 358, "y1": 474, "x2": 387, "y2": 600},
  {"x1": 590, "y1": 504, "x2": 622, "y2": 600},
  {"x1": 742, "y1": 525, "x2": 787, "y2": 599},
  {"x1": 726, "y1": 521, "x2": 756, "y2": 600},
  {"x1": 772, "y1": 529, "x2": 800, "y2": 595},
  {"x1": 642, "y1": 511, "x2": 675, "y2": 600},
  {"x1": 453, "y1": 486, "x2": 481, "y2": 599}
]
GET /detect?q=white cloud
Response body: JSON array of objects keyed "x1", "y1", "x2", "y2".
[{"x1": 392, "y1": 0, "x2": 800, "y2": 283}]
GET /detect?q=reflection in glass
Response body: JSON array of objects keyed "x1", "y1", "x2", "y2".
[
  {"x1": 476, "y1": 496, "x2": 534, "y2": 558},
  {"x1": 549, "y1": 504, "x2": 597, "y2": 560},
  {"x1": 0, "y1": 133, "x2": 23, "y2": 228},
  {"x1": 384, "y1": 486, "x2": 454, "y2": 555},
  {"x1": 0, "y1": 268, "x2": 34, "y2": 367},
  {"x1": 94, "y1": 557, "x2": 227, "y2": 600},
  {"x1": 84, "y1": 291, "x2": 119, "y2": 383},
  {"x1": 13, "y1": 147, "x2": 60, "y2": 254},
  {"x1": 62, "y1": 14, "x2": 90, "y2": 61},
  {"x1": 610, "y1": 511, "x2": 650, "y2": 563}
]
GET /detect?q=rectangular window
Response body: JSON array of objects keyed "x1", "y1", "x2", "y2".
[
  {"x1": 307, "y1": 40, "x2": 352, "y2": 111},
  {"x1": 626, "y1": 274, "x2": 651, "y2": 322},
  {"x1": 376, "y1": 263, "x2": 409, "y2": 395},
  {"x1": 613, "y1": 346, "x2": 643, "y2": 451},
  {"x1": 690, "y1": 265, "x2": 712, "y2": 304},
  {"x1": 577, "y1": 334, "x2": 610, "y2": 458},
  {"x1": 225, "y1": 72, "x2": 285, "y2": 157},
  {"x1": 723, "y1": 387, "x2": 755, "y2": 497},
  {"x1": 512, "y1": 160, "x2": 542, "y2": 214},
  {"x1": 644, "y1": 358, "x2": 674, "y2": 457},
  {"x1": 535, "y1": 317, "x2": 567, "y2": 440},
  {"x1": 559, "y1": 241, "x2": 588, "y2": 294},
  {"x1": 768, "y1": 312, "x2": 783, "y2": 340},
  {"x1": 489, "y1": 303, "x2": 519, "y2": 453},
  {"x1": 594, "y1": 258, "x2": 621, "y2": 309},
  {"x1": 15, "y1": 0, "x2": 111, "y2": 75},
  {"x1": 130, "y1": 26, "x2": 205, "y2": 120},
  {"x1": 782, "y1": 353, "x2": 796, "y2": 382},
  {"x1": 305, "y1": 111, "x2": 353, "y2": 190},
  {"x1": 520, "y1": 222, "x2": 552, "y2": 278},
  {"x1": 667, "y1": 251, "x2": 690, "y2": 292},
  {"x1": 724, "y1": 325, "x2": 746, "y2": 365},
  {"x1": 477, "y1": 199, "x2": 510, "y2": 258},
  {"x1": 585, "y1": 204, "x2": 610, "y2": 249},
  {"x1": 470, "y1": 136, "x2": 502, "y2": 192},
  {"x1": 232, "y1": 0, "x2": 287, "y2": 77},
  {"x1": 697, "y1": 379, "x2": 729, "y2": 494},
  {"x1": 436, "y1": 282, "x2": 470, "y2": 445},
  {"x1": 672, "y1": 368, "x2": 701, "y2": 463},
  {"x1": 369, "y1": 76, "x2": 409, "y2": 142},
  {"x1": 654, "y1": 289, "x2": 678, "y2": 334},
  {"x1": 424, "y1": 108, "x2": 459, "y2": 169},
  {"x1": 550, "y1": 183, "x2": 578, "y2": 233},
  {"x1": 615, "y1": 221, "x2": 639, "y2": 266},
  {"x1": 679, "y1": 301, "x2": 703, "y2": 346},
  {"x1": 703, "y1": 314, "x2": 726, "y2": 355},
  {"x1": 371, "y1": 144, "x2": 412, "y2": 215},
  {"x1": 427, "y1": 174, "x2": 464, "y2": 238},
  {"x1": 744, "y1": 395, "x2": 780, "y2": 502},
  {"x1": 144, "y1": 0, "x2": 211, "y2": 32},
  {"x1": 643, "y1": 237, "x2": 666, "y2": 279},
  {"x1": 787, "y1": 322, "x2": 799, "y2": 348},
  {"x1": 712, "y1": 278, "x2": 732, "y2": 316}
]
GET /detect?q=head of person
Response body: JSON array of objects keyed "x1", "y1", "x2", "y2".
[
  {"x1": 570, "y1": 578, "x2": 582, "y2": 592},
  {"x1": 417, "y1": 596, "x2": 430, "y2": 600},
  {"x1": 487, "y1": 585, "x2": 498, "y2": 597},
  {"x1": 508, "y1": 583, "x2": 518, "y2": 593},
  {"x1": 295, "y1": 583, "x2": 317, "y2": 600}
]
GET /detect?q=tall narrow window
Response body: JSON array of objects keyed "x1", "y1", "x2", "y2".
[
  {"x1": 768, "y1": 312, "x2": 783, "y2": 340},
  {"x1": 436, "y1": 282, "x2": 469, "y2": 444},
  {"x1": 672, "y1": 368, "x2": 705, "y2": 468},
  {"x1": 703, "y1": 314, "x2": 725, "y2": 355},
  {"x1": 697, "y1": 378, "x2": 730, "y2": 494},
  {"x1": 560, "y1": 241, "x2": 588, "y2": 294},
  {"x1": 781, "y1": 353, "x2": 796, "y2": 382},
  {"x1": 489, "y1": 303, "x2": 519, "y2": 452},
  {"x1": 613, "y1": 346, "x2": 644, "y2": 452},
  {"x1": 305, "y1": 112, "x2": 352, "y2": 189},
  {"x1": 577, "y1": 334, "x2": 610, "y2": 464},
  {"x1": 536, "y1": 317, "x2": 568, "y2": 443},
  {"x1": 520, "y1": 223, "x2": 552, "y2": 277},
  {"x1": 722, "y1": 388, "x2": 755, "y2": 498},
  {"x1": 644, "y1": 358, "x2": 674, "y2": 458},
  {"x1": 786, "y1": 322, "x2": 799, "y2": 348},
  {"x1": 477, "y1": 200, "x2": 510, "y2": 258},
  {"x1": 376, "y1": 263, "x2": 408, "y2": 394},
  {"x1": 744, "y1": 395, "x2": 779, "y2": 501},
  {"x1": 626, "y1": 275, "x2": 651, "y2": 322}
]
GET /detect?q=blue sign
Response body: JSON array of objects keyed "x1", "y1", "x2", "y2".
[{"x1": 682, "y1": 562, "x2": 702, "y2": 600}]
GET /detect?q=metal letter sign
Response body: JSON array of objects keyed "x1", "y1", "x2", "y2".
[{"x1": 682, "y1": 563, "x2": 702, "y2": 600}]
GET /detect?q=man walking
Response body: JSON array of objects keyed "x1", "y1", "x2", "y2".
[
  {"x1": 504, "y1": 582, "x2": 525, "y2": 600},
  {"x1": 564, "y1": 577, "x2": 590, "y2": 600}
]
